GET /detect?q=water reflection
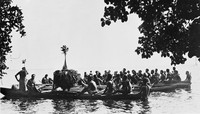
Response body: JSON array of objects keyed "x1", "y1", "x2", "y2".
[
  {"x1": 103, "y1": 100, "x2": 117, "y2": 109},
  {"x1": 0, "y1": 84, "x2": 197, "y2": 114},
  {"x1": 84, "y1": 100, "x2": 99, "y2": 112},
  {"x1": 103, "y1": 100, "x2": 151, "y2": 114},
  {"x1": 52, "y1": 99, "x2": 75, "y2": 113},
  {"x1": 51, "y1": 99, "x2": 100, "y2": 113},
  {"x1": 1, "y1": 98, "x2": 43, "y2": 113},
  {"x1": 136, "y1": 100, "x2": 151, "y2": 114}
]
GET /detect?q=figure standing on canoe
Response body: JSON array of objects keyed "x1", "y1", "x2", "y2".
[
  {"x1": 185, "y1": 71, "x2": 192, "y2": 82},
  {"x1": 15, "y1": 67, "x2": 28, "y2": 92},
  {"x1": 139, "y1": 78, "x2": 151, "y2": 101}
]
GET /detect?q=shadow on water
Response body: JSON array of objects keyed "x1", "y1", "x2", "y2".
[
  {"x1": 1, "y1": 85, "x2": 193, "y2": 114},
  {"x1": 83, "y1": 100, "x2": 99, "y2": 112},
  {"x1": 51, "y1": 99, "x2": 100, "y2": 113},
  {"x1": 52, "y1": 99, "x2": 76, "y2": 113},
  {"x1": 1, "y1": 98, "x2": 43, "y2": 113},
  {"x1": 103, "y1": 100, "x2": 151, "y2": 114},
  {"x1": 136, "y1": 100, "x2": 151, "y2": 114},
  {"x1": 103, "y1": 100, "x2": 132, "y2": 110}
]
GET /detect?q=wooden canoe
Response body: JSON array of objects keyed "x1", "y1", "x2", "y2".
[
  {"x1": 1, "y1": 80, "x2": 190, "y2": 99},
  {"x1": 0, "y1": 87, "x2": 141, "y2": 100},
  {"x1": 133, "y1": 80, "x2": 191, "y2": 92}
]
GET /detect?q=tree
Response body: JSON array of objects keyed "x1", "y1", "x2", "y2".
[
  {"x1": 0, "y1": 0, "x2": 26, "y2": 77},
  {"x1": 101, "y1": 0, "x2": 200, "y2": 65},
  {"x1": 61, "y1": 45, "x2": 69, "y2": 70}
]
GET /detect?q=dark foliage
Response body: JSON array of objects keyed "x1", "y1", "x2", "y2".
[
  {"x1": 53, "y1": 69, "x2": 81, "y2": 91},
  {"x1": 0, "y1": 0, "x2": 26, "y2": 77},
  {"x1": 101, "y1": 0, "x2": 200, "y2": 65}
]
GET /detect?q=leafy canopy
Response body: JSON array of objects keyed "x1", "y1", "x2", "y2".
[
  {"x1": 101, "y1": 0, "x2": 200, "y2": 65},
  {"x1": 0, "y1": 0, "x2": 26, "y2": 77}
]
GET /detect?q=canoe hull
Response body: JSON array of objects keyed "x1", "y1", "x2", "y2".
[
  {"x1": 0, "y1": 81, "x2": 191, "y2": 99},
  {"x1": 151, "y1": 81, "x2": 191, "y2": 92},
  {"x1": 132, "y1": 81, "x2": 191, "y2": 92},
  {"x1": 0, "y1": 87, "x2": 141, "y2": 100}
]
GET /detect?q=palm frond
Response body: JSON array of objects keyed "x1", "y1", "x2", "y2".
[{"x1": 61, "y1": 45, "x2": 69, "y2": 54}]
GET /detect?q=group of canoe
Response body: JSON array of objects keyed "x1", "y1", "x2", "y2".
[{"x1": 0, "y1": 67, "x2": 191, "y2": 100}]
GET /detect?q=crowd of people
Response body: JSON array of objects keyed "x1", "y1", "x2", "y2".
[
  {"x1": 14, "y1": 66, "x2": 191, "y2": 100},
  {"x1": 81, "y1": 67, "x2": 191, "y2": 85},
  {"x1": 77, "y1": 67, "x2": 191, "y2": 97}
]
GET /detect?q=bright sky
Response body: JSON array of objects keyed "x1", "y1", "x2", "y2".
[{"x1": 5, "y1": 0, "x2": 199, "y2": 76}]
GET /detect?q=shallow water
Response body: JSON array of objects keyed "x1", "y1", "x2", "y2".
[
  {"x1": 1, "y1": 66, "x2": 200, "y2": 114},
  {"x1": 1, "y1": 87, "x2": 199, "y2": 114}
]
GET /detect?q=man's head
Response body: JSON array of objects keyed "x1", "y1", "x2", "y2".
[
  {"x1": 31, "y1": 74, "x2": 35, "y2": 79},
  {"x1": 87, "y1": 76, "x2": 93, "y2": 82},
  {"x1": 173, "y1": 67, "x2": 176, "y2": 71},
  {"x1": 186, "y1": 71, "x2": 189, "y2": 75},
  {"x1": 22, "y1": 67, "x2": 26, "y2": 70},
  {"x1": 45, "y1": 74, "x2": 48, "y2": 78}
]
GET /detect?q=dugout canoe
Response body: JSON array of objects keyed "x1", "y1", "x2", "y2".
[
  {"x1": 151, "y1": 80, "x2": 191, "y2": 92},
  {"x1": 133, "y1": 80, "x2": 191, "y2": 92},
  {"x1": 0, "y1": 87, "x2": 141, "y2": 100}
]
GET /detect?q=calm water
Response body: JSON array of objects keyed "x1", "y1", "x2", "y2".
[{"x1": 1, "y1": 66, "x2": 200, "y2": 114}]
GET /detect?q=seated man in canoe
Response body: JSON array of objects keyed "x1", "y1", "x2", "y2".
[
  {"x1": 26, "y1": 74, "x2": 41, "y2": 93},
  {"x1": 113, "y1": 75, "x2": 132, "y2": 95},
  {"x1": 172, "y1": 70, "x2": 181, "y2": 82},
  {"x1": 103, "y1": 73, "x2": 114, "y2": 96},
  {"x1": 77, "y1": 76, "x2": 97, "y2": 96},
  {"x1": 42, "y1": 74, "x2": 50, "y2": 84},
  {"x1": 165, "y1": 69, "x2": 173, "y2": 83},
  {"x1": 113, "y1": 71, "x2": 122, "y2": 90},
  {"x1": 159, "y1": 70, "x2": 166, "y2": 83},
  {"x1": 93, "y1": 71, "x2": 103, "y2": 85}
]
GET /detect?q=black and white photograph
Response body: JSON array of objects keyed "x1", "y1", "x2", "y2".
[{"x1": 1, "y1": 0, "x2": 200, "y2": 113}]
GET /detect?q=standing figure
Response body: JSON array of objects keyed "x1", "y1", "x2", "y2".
[
  {"x1": 15, "y1": 67, "x2": 28, "y2": 91},
  {"x1": 140, "y1": 78, "x2": 151, "y2": 101},
  {"x1": 185, "y1": 71, "x2": 192, "y2": 82}
]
